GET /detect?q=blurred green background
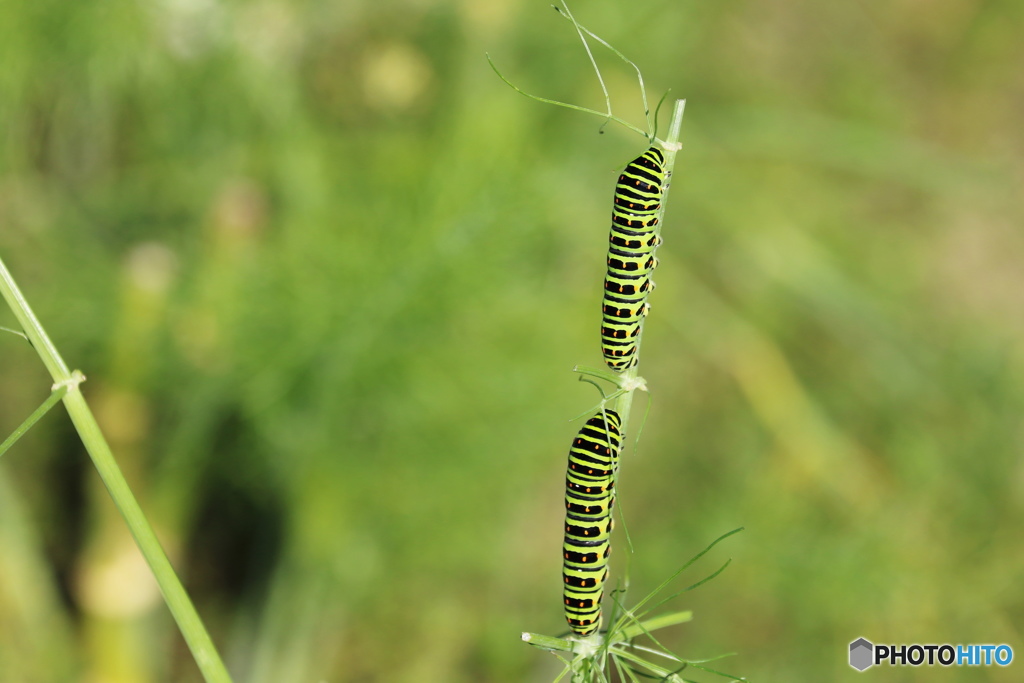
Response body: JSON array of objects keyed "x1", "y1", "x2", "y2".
[{"x1": 1, "y1": 0, "x2": 1023, "y2": 681}]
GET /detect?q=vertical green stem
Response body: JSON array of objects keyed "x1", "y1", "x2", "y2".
[
  {"x1": 613, "y1": 98, "x2": 687, "y2": 435},
  {"x1": 0, "y1": 254, "x2": 233, "y2": 683}
]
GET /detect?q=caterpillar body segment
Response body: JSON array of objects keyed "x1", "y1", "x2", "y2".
[
  {"x1": 601, "y1": 147, "x2": 667, "y2": 372},
  {"x1": 563, "y1": 410, "x2": 622, "y2": 636}
]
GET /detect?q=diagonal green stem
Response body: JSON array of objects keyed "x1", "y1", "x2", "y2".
[
  {"x1": 0, "y1": 384, "x2": 68, "y2": 459},
  {"x1": 0, "y1": 253, "x2": 233, "y2": 683},
  {"x1": 486, "y1": 54, "x2": 650, "y2": 140}
]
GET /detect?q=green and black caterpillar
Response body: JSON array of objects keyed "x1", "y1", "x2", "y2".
[
  {"x1": 563, "y1": 409, "x2": 623, "y2": 636},
  {"x1": 601, "y1": 147, "x2": 667, "y2": 371}
]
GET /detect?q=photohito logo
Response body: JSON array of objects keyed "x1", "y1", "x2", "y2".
[{"x1": 849, "y1": 638, "x2": 1013, "y2": 671}]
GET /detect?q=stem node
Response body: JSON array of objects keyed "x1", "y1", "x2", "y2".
[{"x1": 52, "y1": 369, "x2": 87, "y2": 393}]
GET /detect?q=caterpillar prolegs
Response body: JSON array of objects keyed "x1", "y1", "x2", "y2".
[
  {"x1": 563, "y1": 409, "x2": 622, "y2": 636},
  {"x1": 601, "y1": 147, "x2": 667, "y2": 371}
]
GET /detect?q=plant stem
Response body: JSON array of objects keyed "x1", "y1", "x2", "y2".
[
  {"x1": 522, "y1": 632, "x2": 573, "y2": 651},
  {"x1": 0, "y1": 254, "x2": 233, "y2": 683},
  {"x1": 617, "y1": 610, "x2": 693, "y2": 640},
  {"x1": 0, "y1": 384, "x2": 68, "y2": 459},
  {"x1": 612, "y1": 98, "x2": 687, "y2": 437}
]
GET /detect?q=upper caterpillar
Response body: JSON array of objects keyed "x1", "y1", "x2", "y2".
[{"x1": 601, "y1": 147, "x2": 666, "y2": 371}]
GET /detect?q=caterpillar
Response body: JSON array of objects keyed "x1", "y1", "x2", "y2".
[
  {"x1": 601, "y1": 146, "x2": 667, "y2": 372},
  {"x1": 563, "y1": 409, "x2": 622, "y2": 636}
]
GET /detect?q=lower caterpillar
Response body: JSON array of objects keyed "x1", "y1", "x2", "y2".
[{"x1": 562, "y1": 409, "x2": 622, "y2": 636}]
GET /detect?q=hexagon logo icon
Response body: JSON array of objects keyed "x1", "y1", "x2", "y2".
[{"x1": 850, "y1": 638, "x2": 874, "y2": 671}]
